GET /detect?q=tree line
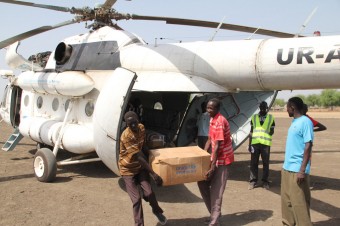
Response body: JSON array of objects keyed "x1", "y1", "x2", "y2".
[{"x1": 274, "y1": 89, "x2": 340, "y2": 108}]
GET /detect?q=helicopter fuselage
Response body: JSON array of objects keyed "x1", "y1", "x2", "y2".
[{"x1": 1, "y1": 26, "x2": 340, "y2": 176}]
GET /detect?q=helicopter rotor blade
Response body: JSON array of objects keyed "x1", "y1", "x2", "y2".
[
  {"x1": 0, "y1": 1, "x2": 300, "y2": 40},
  {"x1": 130, "y1": 15, "x2": 301, "y2": 38},
  {"x1": 113, "y1": 24, "x2": 124, "y2": 30},
  {"x1": 102, "y1": 0, "x2": 118, "y2": 9},
  {"x1": 0, "y1": 0, "x2": 72, "y2": 13},
  {"x1": 0, "y1": 19, "x2": 78, "y2": 49}
]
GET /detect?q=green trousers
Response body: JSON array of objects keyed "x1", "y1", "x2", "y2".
[{"x1": 281, "y1": 169, "x2": 312, "y2": 226}]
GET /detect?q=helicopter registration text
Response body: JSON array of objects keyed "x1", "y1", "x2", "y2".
[{"x1": 277, "y1": 47, "x2": 340, "y2": 65}]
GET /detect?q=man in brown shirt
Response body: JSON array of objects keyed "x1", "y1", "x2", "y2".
[{"x1": 119, "y1": 111, "x2": 167, "y2": 226}]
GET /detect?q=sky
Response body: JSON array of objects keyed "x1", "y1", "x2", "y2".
[{"x1": 1, "y1": 0, "x2": 340, "y2": 100}]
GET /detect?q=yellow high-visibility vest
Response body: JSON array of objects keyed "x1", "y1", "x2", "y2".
[{"x1": 251, "y1": 114, "x2": 274, "y2": 146}]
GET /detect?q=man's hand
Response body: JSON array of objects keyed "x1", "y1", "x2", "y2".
[
  {"x1": 248, "y1": 145, "x2": 254, "y2": 153},
  {"x1": 151, "y1": 172, "x2": 163, "y2": 186},
  {"x1": 205, "y1": 164, "x2": 216, "y2": 181},
  {"x1": 297, "y1": 172, "x2": 305, "y2": 185}
]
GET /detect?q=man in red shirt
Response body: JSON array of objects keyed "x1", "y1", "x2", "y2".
[
  {"x1": 302, "y1": 104, "x2": 327, "y2": 132},
  {"x1": 197, "y1": 98, "x2": 234, "y2": 226}
]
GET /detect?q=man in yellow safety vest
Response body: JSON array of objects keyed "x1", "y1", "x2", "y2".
[{"x1": 248, "y1": 101, "x2": 275, "y2": 190}]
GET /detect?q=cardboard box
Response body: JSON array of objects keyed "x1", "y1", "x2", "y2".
[{"x1": 149, "y1": 146, "x2": 211, "y2": 186}]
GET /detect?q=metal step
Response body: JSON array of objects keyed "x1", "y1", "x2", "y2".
[{"x1": 2, "y1": 128, "x2": 23, "y2": 152}]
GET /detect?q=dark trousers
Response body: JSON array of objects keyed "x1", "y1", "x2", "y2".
[
  {"x1": 123, "y1": 170, "x2": 163, "y2": 226},
  {"x1": 197, "y1": 165, "x2": 229, "y2": 226},
  {"x1": 250, "y1": 144, "x2": 270, "y2": 183}
]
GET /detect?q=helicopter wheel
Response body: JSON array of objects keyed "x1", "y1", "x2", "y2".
[{"x1": 33, "y1": 148, "x2": 57, "y2": 182}]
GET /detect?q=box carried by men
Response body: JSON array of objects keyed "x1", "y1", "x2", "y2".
[{"x1": 148, "y1": 146, "x2": 211, "y2": 186}]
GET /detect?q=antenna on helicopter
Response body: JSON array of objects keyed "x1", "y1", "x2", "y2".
[
  {"x1": 159, "y1": 37, "x2": 182, "y2": 43},
  {"x1": 295, "y1": 7, "x2": 318, "y2": 37},
  {"x1": 209, "y1": 16, "x2": 226, "y2": 41}
]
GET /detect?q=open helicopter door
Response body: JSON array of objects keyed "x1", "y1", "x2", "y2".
[
  {"x1": 176, "y1": 91, "x2": 277, "y2": 150},
  {"x1": 93, "y1": 68, "x2": 137, "y2": 175},
  {"x1": 176, "y1": 94, "x2": 211, "y2": 147},
  {"x1": 176, "y1": 93, "x2": 243, "y2": 147},
  {"x1": 0, "y1": 85, "x2": 22, "y2": 128}
]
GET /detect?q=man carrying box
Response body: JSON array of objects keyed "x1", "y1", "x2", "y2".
[
  {"x1": 197, "y1": 98, "x2": 234, "y2": 226},
  {"x1": 119, "y1": 111, "x2": 167, "y2": 226}
]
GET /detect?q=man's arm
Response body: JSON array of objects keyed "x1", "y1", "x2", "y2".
[
  {"x1": 206, "y1": 140, "x2": 220, "y2": 180},
  {"x1": 204, "y1": 136, "x2": 211, "y2": 152},
  {"x1": 210, "y1": 140, "x2": 220, "y2": 167},
  {"x1": 307, "y1": 115, "x2": 326, "y2": 132},
  {"x1": 137, "y1": 152, "x2": 163, "y2": 186},
  {"x1": 314, "y1": 122, "x2": 327, "y2": 132},
  {"x1": 136, "y1": 124, "x2": 163, "y2": 185},
  {"x1": 248, "y1": 120, "x2": 253, "y2": 152},
  {"x1": 297, "y1": 141, "x2": 313, "y2": 184},
  {"x1": 269, "y1": 120, "x2": 275, "y2": 136},
  {"x1": 248, "y1": 132, "x2": 252, "y2": 146}
]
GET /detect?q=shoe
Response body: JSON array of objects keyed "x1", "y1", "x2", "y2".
[
  {"x1": 153, "y1": 212, "x2": 167, "y2": 225},
  {"x1": 204, "y1": 215, "x2": 221, "y2": 225},
  {"x1": 248, "y1": 182, "x2": 256, "y2": 190},
  {"x1": 263, "y1": 182, "x2": 270, "y2": 190}
]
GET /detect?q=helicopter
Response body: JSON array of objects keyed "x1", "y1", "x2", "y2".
[{"x1": 1, "y1": 0, "x2": 340, "y2": 182}]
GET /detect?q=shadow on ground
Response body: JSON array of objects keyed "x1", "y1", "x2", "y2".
[{"x1": 159, "y1": 209, "x2": 273, "y2": 226}]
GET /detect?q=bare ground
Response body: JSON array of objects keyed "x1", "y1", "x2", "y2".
[{"x1": 0, "y1": 112, "x2": 340, "y2": 226}]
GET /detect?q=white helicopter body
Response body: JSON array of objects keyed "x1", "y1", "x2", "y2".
[{"x1": 1, "y1": 1, "x2": 340, "y2": 181}]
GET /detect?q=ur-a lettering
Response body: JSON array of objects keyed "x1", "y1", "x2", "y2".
[{"x1": 277, "y1": 47, "x2": 340, "y2": 65}]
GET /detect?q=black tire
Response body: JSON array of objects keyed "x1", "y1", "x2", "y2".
[{"x1": 33, "y1": 148, "x2": 57, "y2": 182}]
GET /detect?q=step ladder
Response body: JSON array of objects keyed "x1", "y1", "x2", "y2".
[{"x1": 2, "y1": 128, "x2": 23, "y2": 152}]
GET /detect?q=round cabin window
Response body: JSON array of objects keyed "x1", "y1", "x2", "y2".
[
  {"x1": 52, "y1": 98, "x2": 59, "y2": 111},
  {"x1": 65, "y1": 99, "x2": 70, "y2": 111},
  {"x1": 24, "y1": 95, "x2": 29, "y2": 107},
  {"x1": 37, "y1": 96, "x2": 43, "y2": 109},
  {"x1": 85, "y1": 101, "x2": 94, "y2": 117}
]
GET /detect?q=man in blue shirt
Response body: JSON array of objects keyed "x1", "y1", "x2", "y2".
[
  {"x1": 196, "y1": 101, "x2": 210, "y2": 150},
  {"x1": 281, "y1": 97, "x2": 314, "y2": 226}
]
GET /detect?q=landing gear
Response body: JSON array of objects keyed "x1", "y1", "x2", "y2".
[
  {"x1": 33, "y1": 148, "x2": 57, "y2": 182},
  {"x1": 37, "y1": 142, "x2": 51, "y2": 150}
]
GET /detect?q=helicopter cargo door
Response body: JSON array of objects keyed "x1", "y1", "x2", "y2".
[
  {"x1": 93, "y1": 68, "x2": 137, "y2": 175},
  {"x1": 176, "y1": 91, "x2": 277, "y2": 150},
  {"x1": 176, "y1": 94, "x2": 212, "y2": 147}
]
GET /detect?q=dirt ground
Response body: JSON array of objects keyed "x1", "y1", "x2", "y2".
[{"x1": 1, "y1": 112, "x2": 340, "y2": 226}]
